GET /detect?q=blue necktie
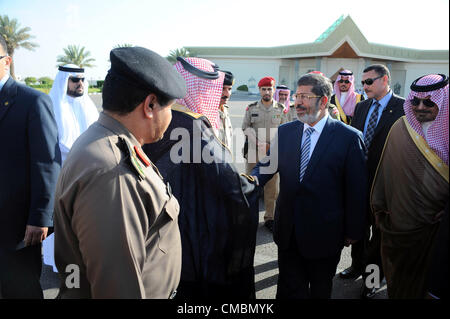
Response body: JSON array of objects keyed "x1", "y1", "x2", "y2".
[
  {"x1": 364, "y1": 101, "x2": 381, "y2": 148},
  {"x1": 299, "y1": 127, "x2": 315, "y2": 182}
]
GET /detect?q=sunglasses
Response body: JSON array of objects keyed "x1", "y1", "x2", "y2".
[
  {"x1": 410, "y1": 97, "x2": 436, "y2": 108},
  {"x1": 338, "y1": 80, "x2": 350, "y2": 84},
  {"x1": 69, "y1": 77, "x2": 85, "y2": 83},
  {"x1": 361, "y1": 75, "x2": 383, "y2": 86}
]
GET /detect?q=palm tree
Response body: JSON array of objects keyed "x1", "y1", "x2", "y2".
[
  {"x1": 0, "y1": 15, "x2": 39, "y2": 79},
  {"x1": 113, "y1": 43, "x2": 133, "y2": 49},
  {"x1": 107, "y1": 44, "x2": 134, "y2": 62},
  {"x1": 166, "y1": 47, "x2": 195, "y2": 64},
  {"x1": 56, "y1": 45, "x2": 95, "y2": 68}
]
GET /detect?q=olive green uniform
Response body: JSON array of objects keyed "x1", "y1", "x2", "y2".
[{"x1": 54, "y1": 112, "x2": 181, "y2": 299}]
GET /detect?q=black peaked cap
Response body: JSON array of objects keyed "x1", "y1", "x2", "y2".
[
  {"x1": 222, "y1": 71, "x2": 235, "y2": 86},
  {"x1": 109, "y1": 46, "x2": 186, "y2": 99}
]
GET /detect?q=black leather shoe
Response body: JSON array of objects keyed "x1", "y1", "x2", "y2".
[
  {"x1": 264, "y1": 220, "x2": 274, "y2": 232},
  {"x1": 339, "y1": 266, "x2": 362, "y2": 279},
  {"x1": 361, "y1": 287, "x2": 377, "y2": 299}
]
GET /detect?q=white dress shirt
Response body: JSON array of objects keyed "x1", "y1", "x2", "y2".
[{"x1": 302, "y1": 114, "x2": 329, "y2": 161}]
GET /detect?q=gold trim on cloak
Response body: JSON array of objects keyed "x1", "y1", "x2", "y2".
[
  {"x1": 403, "y1": 116, "x2": 449, "y2": 183},
  {"x1": 333, "y1": 98, "x2": 348, "y2": 124}
]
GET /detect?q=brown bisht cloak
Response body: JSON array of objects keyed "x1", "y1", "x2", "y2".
[{"x1": 371, "y1": 116, "x2": 449, "y2": 299}]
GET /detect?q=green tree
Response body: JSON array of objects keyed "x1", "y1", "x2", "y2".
[
  {"x1": 56, "y1": 45, "x2": 95, "y2": 68},
  {"x1": 0, "y1": 15, "x2": 39, "y2": 80},
  {"x1": 38, "y1": 76, "x2": 53, "y2": 86},
  {"x1": 24, "y1": 76, "x2": 37, "y2": 86},
  {"x1": 166, "y1": 47, "x2": 195, "y2": 64}
]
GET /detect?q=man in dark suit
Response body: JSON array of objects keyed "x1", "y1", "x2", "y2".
[
  {"x1": 251, "y1": 73, "x2": 367, "y2": 298},
  {"x1": 0, "y1": 35, "x2": 61, "y2": 298},
  {"x1": 339, "y1": 64, "x2": 405, "y2": 298}
]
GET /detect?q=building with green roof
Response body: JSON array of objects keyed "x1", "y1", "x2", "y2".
[{"x1": 185, "y1": 15, "x2": 448, "y2": 96}]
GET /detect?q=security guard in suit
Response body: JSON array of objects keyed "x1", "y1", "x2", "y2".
[
  {"x1": 53, "y1": 47, "x2": 186, "y2": 298},
  {"x1": 242, "y1": 76, "x2": 288, "y2": 231}
]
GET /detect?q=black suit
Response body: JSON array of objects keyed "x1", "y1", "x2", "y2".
[
  {"x1": 350, "y1": 92, "x2": 405, "y2": 283},
  {"x1": 0, "y1": 77, "x2": 61, "y2": 298}
]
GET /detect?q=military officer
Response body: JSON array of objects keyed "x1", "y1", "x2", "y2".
[
  {"x1": 218, "y1": 70, "x2": 234, "y2": 151},
  {"x1": 53, "y1": 47, "x2": 186, "y2": 298},
  {"x1": 242, "y1": 76, "x2": 288, "y2": 232}
]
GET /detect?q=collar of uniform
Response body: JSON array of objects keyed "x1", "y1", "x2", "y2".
[
  {"x1": 257, "y1": 99, "x2": 278, "y2": 111},
  {"x1": 97, "y1": 111, "x2": 142, "y2": 147}
]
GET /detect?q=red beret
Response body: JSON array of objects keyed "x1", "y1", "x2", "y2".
[
  {"x1": 258, "y1": 76, "x2": 275, "y2": 87},
  {"x1": 308, "y1": 71, "x2": 325, "y2": 76}
]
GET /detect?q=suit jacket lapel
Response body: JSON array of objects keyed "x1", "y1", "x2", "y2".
[
  {"x1": 357, "y1": 99, "x2": 373, "y2": 131},
  {"x1": 0, "y1": 78, "x2": 17, "y2": 125},
  {"x1": 292, "y1": 121, "x2": 303, "y2": 184},
  {"x1": 302, "y1": 117, "x2": 335, "y2": 182}
]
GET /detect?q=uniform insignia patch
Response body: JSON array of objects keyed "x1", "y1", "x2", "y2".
[
  {"x1": 134, "y1": 145, "x2": 150, "y2": 167},
  {"x1": 120, "y1": 137, "x2": 146, "y2": 180}
]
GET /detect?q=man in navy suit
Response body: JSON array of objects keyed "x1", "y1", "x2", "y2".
[
  {"x1": 251, "y1": 73, "x2": 367, "y2": 298},
  {"x1": 0, "y1": 35, "x2": 61, "y2": 298}
]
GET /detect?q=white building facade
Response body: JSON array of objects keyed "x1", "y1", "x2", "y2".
[{"x1": 186, "y1": 15, "x2": 449, "y2": 97}]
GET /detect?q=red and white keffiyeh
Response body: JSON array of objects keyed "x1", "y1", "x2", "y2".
[
  {"x1": 333, "y1": 70, "x2": 358, "y2": 116},
  {"x1": 404, "y1": 74, "x2": 449, "y2": 165},
  {"x1": 274, "y1": 87, "x2": 291, "y2": 113},
  {"x1": 174, "y1": 57, "x2": 224, "y2": 129}
]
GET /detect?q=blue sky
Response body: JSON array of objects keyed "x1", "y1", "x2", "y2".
[{"x1": 1, "y1": 0, "x2": 449, "y2": 80}]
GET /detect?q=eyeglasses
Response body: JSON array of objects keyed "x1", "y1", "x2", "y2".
[
  {"x1": 361, "y1": 75, "x2": 383, "y2": 86},
  {"x1": 0, "y1": 55, "x2": 7, "y2": 60},
  {"x1": 293, "y1": 93, "x2": 322, "y2": 101},
  {"x1": 410, "y1": 97, "x2": 436, "y2": 108},
  {"x1": 338, "y1": 80, "x2": 350, "y2": 84},
  {"x1": 69, "y1": 77, "x2": 85, "y2": 83}
]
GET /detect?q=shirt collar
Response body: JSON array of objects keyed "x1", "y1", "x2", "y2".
[
  {"x1": 0, "y1": 74, "x2": 9, "y2": 92},
  {"x1": 373, "y1": 90, "x2": 393, "y2": 109},
  {"x1": 303, "y1": 114, "x2": 329, "y2": 134}
]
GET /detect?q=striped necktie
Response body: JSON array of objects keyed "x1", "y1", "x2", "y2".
[
  {"x1": 364, "y1": 101, "x2": 381, "y2": 148},
  {"x1": 299, "y1": 127, "x2": 315, "y2": 182}
]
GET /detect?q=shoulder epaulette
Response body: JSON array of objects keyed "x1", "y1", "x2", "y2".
[
  {"x1": 171, "y1": 103, "x2": 203, "y2": 119},
  {"x1": 276, "y1": 102, "x2": 285, "y2": 109},
  {"x1": 119, "y1": 137, "x2": 146, "y2": 181},
  {"x1": 246, "y1": 101, "x2": 258, "y2": 111}
]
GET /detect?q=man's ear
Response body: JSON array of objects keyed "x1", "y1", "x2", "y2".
[
  {"x1": 144, "y1": 94, "x2": 156, "y2": 119},
  {"x1": 321, "y1": 96, "x2": 329, "y2": 109}
]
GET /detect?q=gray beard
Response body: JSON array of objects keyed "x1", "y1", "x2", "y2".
[
  {"x1": 296, "y1": 101, "x2": 321, "y2": 124},
  {"x1": 297, "y1": 112, "x2": 320, "y2": 124}
]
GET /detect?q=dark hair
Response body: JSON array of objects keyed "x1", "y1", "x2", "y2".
[
  {"x1": 102, "y1": 73, "x2": 173, "y2": 114},
  {"x1": 363, "y1": 64, "x2": 391, "y2": 84},
  {"x1": 297, "y1": 73, "x2": 333, "y2": 101},
  {"x1": 0, "y1": 34, "x2": 8, "y2": 55}
]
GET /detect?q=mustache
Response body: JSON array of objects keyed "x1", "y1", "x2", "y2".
[
  {"x1": 296, "y1": 105, "x2": 306, "y2": 110},
  {"x1": 414, "y1": 110, "x2": 431, "y2": 114}
]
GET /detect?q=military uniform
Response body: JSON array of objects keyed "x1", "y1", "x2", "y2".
[
  {"x1": 286, "y1": 104, "x2": 297, "y2": 122},
  {"x1": 242, "y1": 99, "x2": 288, "y2": 222},
  {"x1": 218, "y1": 104, "x2": 233, "y2": 151},
  {"x1": 328, "y1": 103, "x2": 341, "y2": 121},
  {"x1": 54, "y1": 112, "x2": 182, "y2": 298}
]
